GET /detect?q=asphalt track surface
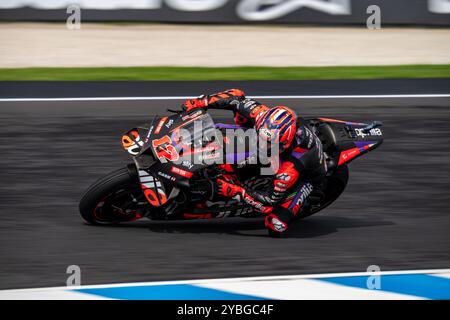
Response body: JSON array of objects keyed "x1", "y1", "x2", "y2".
[{"x1": 0, "y1": 80, "x2": 450, "y2": 289}]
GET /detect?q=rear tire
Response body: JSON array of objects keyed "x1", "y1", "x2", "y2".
[
  {"x1": 299, "y1": 164, "x2": 349, "y2": 219},
  {"x1": 79, "y1": 165, "x2": 147, "y2": 225}
]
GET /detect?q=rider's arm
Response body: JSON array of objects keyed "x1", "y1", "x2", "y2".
[
  {"x1": 217, "y1": 161, "x2": 300, "y2": 214},
  {"x1": 182, "y1": 89, "x2": 270, "y2": 127}
]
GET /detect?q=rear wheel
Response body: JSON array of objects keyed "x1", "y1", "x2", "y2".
[
  {"x1": 79, "y1": 165, "x2": 149, "y2": 225},
  {"x1": 299, "y1": 164, "x2": 349, "y2": 219}
]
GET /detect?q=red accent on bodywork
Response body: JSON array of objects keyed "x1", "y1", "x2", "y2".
[
  {"x1": 142, "y1": 185, "x2": 167, "y2": 207},
  {"x1": 218, "y1": 164, "x2": 234, "y2": 173},
  {"x1": 280, "y1": 196, "x2": 301, "y2": 215},
  {"x1": 169, "y1": 113, "x2": 203, "y2": 133},
  {"x1": 171, "y1": 166, "x2": 193, "y2": 178},
  {"x1": 292, "y1": 146, "x2": 309, "y2": 153},
  {"x1": 154, "y1": 117, "x2": 168, "y2": 134},
  {"x1": 183, "y1": 213, "x2": 213, "y2": 219},
  {"x1": 180, "y1": 144, "x2": 220, "y2": 157},
  {"x1": 338, "y1": 147, "x2": 361, "y2": 166},
  {"x1": 318, "y1": 117, "x2": 365, "y2": 126},
  {"x1": 281, "y1": 200, "x2": 291, "y2": 209},
  {"x1": 152, "y1": 135, "x2": 179, "y2": 162},
  {"x1": 318, "y1": 117, "x2": 348, "y2": 123}
]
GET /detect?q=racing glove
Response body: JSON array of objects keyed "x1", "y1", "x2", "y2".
[
  {"x1": 216, "y1": 177, "x2": 273, "y2": 214},
  {"x1": 181, "y1": 95, "x2": 209, "y2": 112},
  {"x1": 216, "y1": 177, "x2": 244, "y2": 200}
]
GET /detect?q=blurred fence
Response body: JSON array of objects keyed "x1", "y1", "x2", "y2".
[{"x1": 0, "y1": 0, "x2": 449, "y2": 25}]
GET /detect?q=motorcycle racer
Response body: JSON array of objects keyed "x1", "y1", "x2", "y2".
[{"x1": 182, "y1": 89, "x2": 327, "y2": 235}]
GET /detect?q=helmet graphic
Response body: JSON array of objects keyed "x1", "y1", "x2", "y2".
[{"x1": 255, "y1": 106, "x2": 297, "y2": 152}]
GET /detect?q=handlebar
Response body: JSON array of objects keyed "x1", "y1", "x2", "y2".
[{"x1": 166, "y1": 108, "x2": 183, "y2": 114}]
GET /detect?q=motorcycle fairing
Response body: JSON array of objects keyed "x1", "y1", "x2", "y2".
[
  {"x1": 143, "y1": 110, "x2": 221, "y2": 188},
  {"x1": 337, "y1": 141, "x2": 378, "y2": 166},
  {"x1": 316, "y1": 118, "x2": 383, "y2": 167},
  {"x1": 121, "y1": 127, "x2": 148, "y2": 156},
  {"x1": 120, "y1": 113, "x2": 382, "y2": 219},
  {"x1": 138, "y1": 169, "x2": 168, "y2": 207}
]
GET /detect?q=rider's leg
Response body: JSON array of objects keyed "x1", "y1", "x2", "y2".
[{"x1": 265, "y1": 181, "x2": 313, "y2": 233}]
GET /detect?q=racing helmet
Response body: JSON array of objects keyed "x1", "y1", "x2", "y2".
[{"x1": 255, "y1": 106, "x2": 297, "y2": 152}]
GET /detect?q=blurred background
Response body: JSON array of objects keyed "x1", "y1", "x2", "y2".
[
  {"x1": 0, "y1": 0, "x2": 449, "y2": 292},
  {"x1": 0, "y1": 0, "x2": 449, "y2": 70}
]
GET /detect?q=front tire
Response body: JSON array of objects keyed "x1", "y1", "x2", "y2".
[{"x1": 79, "y1": 166, "x2": 148, "y2": 225}]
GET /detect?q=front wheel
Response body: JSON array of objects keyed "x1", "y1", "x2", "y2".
[{"x1": 79, "y1": 165, "x2": 149, "y2": 225}]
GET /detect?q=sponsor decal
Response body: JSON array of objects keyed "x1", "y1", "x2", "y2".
[
  {"x1": 180, "y1": 160, "x2": 195, "y2": 170},
  {"x1": 182, "y1": 144, "x2": 220, "y2": 157},
  {"x1": 293, "y1": 183, "x2": 313, "y2": 207},
  {"x1": 171, "y1": 166, "x2": 193, "y2": 178},
  {"x1": 165, "y1": 118, "x2": 174, "y2": 129},
  {"x1": 171, "y1": 113, "x2": 205, "y2": 133},
  {"x1": 154, "y1": 117, "x2": 168, "y2": 134},
  {"x1": 143, "y1": 187, "x2": 167, "y2": 207},
  {"x1": 152, "y1": 135, "x2": 179, "y2": 162},
  {"x1": 157, "y1": 171, "x2": 176, "y2": 182},
  {"x1": 139, "y1": 171, "x2": 168, "y2": 206},
  {"x1": 355, "y1": 127, "x2": 382, "y2": 139},
  {"x1": 182, "y1": 110, "x2": 202, "y2": 121},
  {"x1": 305, "y1": 128, "x2": 314, "y2": 148},
  {"x1": 145, "y1": 125, "x2": 155, "y2": 143},
  {"x1": 315, "y1": 134, "x2": 324, "y2": 164},
  {"x1": 121, "y1": 130, "x2": 144, "y2": 156},
  {"x1": 200, "y1": 152, "x2": 222, "y2": 161},
  {"x1": 338, "y1": 147, "x2": 361, "y2": 165},
  {"x1": 243, "y1": 194, "x2": 268, "y2": 212}
]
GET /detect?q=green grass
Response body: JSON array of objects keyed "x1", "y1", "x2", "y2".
[{"x1": 0, "y1": 65, "x2": 449, "y2": 81}]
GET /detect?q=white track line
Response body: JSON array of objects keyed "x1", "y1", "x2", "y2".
[
  {"x1": 0, "y1": 94, "x2": 450, "y2": 102},
  {"x1": 2, "y1": 268, "x2": 450, "y2": 293}
]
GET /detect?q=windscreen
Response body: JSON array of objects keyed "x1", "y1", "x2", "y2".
[{"x1": 144, "y1": 110, "x2": 221, "y2": 178}]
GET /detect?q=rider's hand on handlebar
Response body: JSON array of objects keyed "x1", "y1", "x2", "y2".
[
  {"x1": 216, "y1": 177, "x2": 245, "y2": 199},
  {"x1": 181, "y1": 95, "x2": 208, "y2": 112}
]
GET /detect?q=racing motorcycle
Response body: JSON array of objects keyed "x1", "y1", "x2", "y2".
[{"x1": 79, "y1": 109, "x2": 383, "y2": 236}]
